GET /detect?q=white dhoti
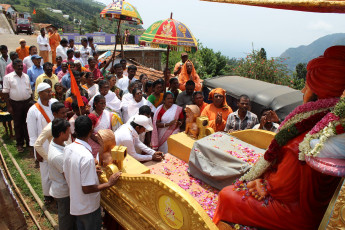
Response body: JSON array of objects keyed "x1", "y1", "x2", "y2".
[{"x1": 40, "y1": 161, "x2": 51, "y2": 196}]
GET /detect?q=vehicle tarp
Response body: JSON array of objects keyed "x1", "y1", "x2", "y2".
[{"x1": 203, "y1": 75, "x2": 303, "y2": 120}]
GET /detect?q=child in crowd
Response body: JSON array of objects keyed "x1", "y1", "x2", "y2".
[
  {"x1": 0, "y1": 92, "x2": 13, "y2": 138},
  {"x1": 54, "y1": 83, "x2": 65, "y2": 104}
]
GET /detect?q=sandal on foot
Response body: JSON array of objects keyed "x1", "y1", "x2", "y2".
[{"x1": 17, "y1": 146, "x2": 24, "y2": 153}]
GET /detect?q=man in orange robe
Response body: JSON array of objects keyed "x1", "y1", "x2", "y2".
[
  {"x1": 15, "y1": 39, "x2": 30, "y2": 60},
  {"x1": 201, "y1": 88, "x2": 232, "y2": 132},
  {"x1": 213, "y1": 46, "x2": 345, "y2": 230},
  {"x1": 178, "y1": 60, "x2": 202, "y2": 91},
  {"x1": 49, "y1": 29, "x2": 61, "y2": 64}
]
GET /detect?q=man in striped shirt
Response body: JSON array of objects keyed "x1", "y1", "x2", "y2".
[{"x1": 224, "y1": 95, "x2": 258, "y2": 132}]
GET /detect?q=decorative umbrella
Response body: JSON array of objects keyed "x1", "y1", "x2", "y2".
[
  {"x1": 100, "y1": 0, "x2": 143, "y2": 61},
  {"x1": 139, "y1": 13, "x2": 198, "y2": 71}
]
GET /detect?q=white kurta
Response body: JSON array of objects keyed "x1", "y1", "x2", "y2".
[
  {"x1": 122, "y1": 97, "x2": 156, "y2": 123},
  {"x1": 27, "y1": 98, "x2": 58, "y2": 196}
]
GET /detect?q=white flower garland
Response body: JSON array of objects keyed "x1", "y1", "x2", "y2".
[
  {"x1": 299, "y1": 120, "x2": 344, "y2": 161},
  {"x1": 239, "y1": 156, "x2": 271, "y2": 181}
]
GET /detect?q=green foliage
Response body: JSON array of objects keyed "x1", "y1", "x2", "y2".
[
  {"x1": 162, "y1": 42, "x2": 233, "y2": 79},
  {"x1": 258, "y1": 48, "x2": 267, "y2": 60},
  {"x1": 233, "y1": 49, "x2": 293, "y2": 87},
  {"x1": 295, "y1": 62, "x2": 307, "y2": 80}
]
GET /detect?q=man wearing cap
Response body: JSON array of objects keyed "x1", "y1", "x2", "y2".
[
  {"x1": 35, "y1": 62, "x2": 59, "y2": 100},
  {"x1": 16, "y1": 39, "x2": 30, "y2": 60},
  {"x1": 3, "y1": 58, "x2": 32, "y2": 153},
  {"x1": 115, "y1": 115, "x2": 164, "y2": 162},
  {"x1": 27, "y1": 55, "x2": 44, "y2": 90},
  {"x1": 37, "y1": 28, "x2": 50, "y2": 63},
  {"x1": 173, "y1": 52, "x2": 188, "y2": 76},
  {"x1": 23, "y1": 46, "x2": 44, "y2": 69},
  {"x1": 27, "y1": 82, "x2": 58, "y2": 204}
]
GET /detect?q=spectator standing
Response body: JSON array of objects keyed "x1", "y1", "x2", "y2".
[
  {"x1": 27, "y1": 55, "x2": 44, "y2": 90},
  {"x1": 66, "y1": 49, "x2": 74, "y2": 63},
  {"x1": 113, "y1": 63, "x2": 124, "y2": 82},
  {"x1": 68, "y1": 39, "x2": 78, "y2": 51},
  {"x1": 0, "y1": 45, "x2": 11, "y2": 85},
  {"x1": 63, "y1": 115, "x2": 121, "y2": 230},
  {"x1": 83, "y1": 72, "x2": 99, "y2": 99},
  {"x1": 65, "y1": 71, "x2": 89, "y2": 99},
  {"x1": 56, "y1": 39, "x2": 68, "y2": 61},
  {"x1": 16, "y1": 39, "x2": 30, "y2": 60},
  {"x1": 48, "y1": 118, "x2": 75, "y2": 229},
  {"x1": 3, "y1": 59, "x2": 32, "y2": 152},
  {"x1": 88, "y1": 37, "x2": 98, "y2": 56},
  {"x1": 53, "y1": 56, "x2": 63, "y2": 75},
  {"x1": 37, "y1": 28, "x2": 50, "y2": 63},
  {"x1": 73, "y1": 51, "x2": 84, "y2": 66},
  {"x1": 224, "y1": 95, "x2": 258, "y2": 132},
  {"x1": 35, "y1": 62, "x2": 59, "y2": 100},
  {"x1": 87, "y1": 57, "x2": 102, "y2": 82},
  {"x1": 49, "y1": 29, "x2": 61, "y2": 64},
  {"x1": 24, "y1": 46, "x2": 44, "y2": 69},
  {"x1": 27, "y1": 83, "x2": 58, "y2": 204},
  {"x1": 80, "y1": 38, "x2": 91, "y2": 65},
  {"x1": 117, "y1": 65, "x2": 137, "y2": 94},
  {"x1": 176, "y1": 80, "x2": 195, "y2": 109},
  {"x1": 147, "y1": 80, "x2": 164, "y2": 108},
  {"x1": 173, "y1": 52, "x2": 188, "y2": 76},
  {"x1": 57, "y1": 61, "x2": 68, "y2": 82},
  {"x1": 5, "y1": 52, "x2": 27, "y2": 75},
  {"x1": 120, "y1": 59, "x2": 128, "y2": 77}
]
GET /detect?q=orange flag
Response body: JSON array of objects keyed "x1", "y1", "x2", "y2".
[
  {"x1": 68, "y1": 65, "x2": 84, "y2": 107},
  {"x1": 33, "y1": 9, "x2": 36, "y2": 15}
]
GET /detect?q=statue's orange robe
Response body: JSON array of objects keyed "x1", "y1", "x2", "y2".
[{"x1": 213, "y1": 132, "x2": 340, "y2": 230}]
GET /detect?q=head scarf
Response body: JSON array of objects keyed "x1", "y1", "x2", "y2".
[
  {"x1": 306, "y1": 46, "x2": 345, "y2": 99},
  {"x1": 208, "y1": 88, "x2": 229, "y2": 109}
]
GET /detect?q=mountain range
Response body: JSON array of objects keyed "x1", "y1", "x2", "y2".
[{"x1": 280, "y1": 33, "x2": 345, "y2": 71}]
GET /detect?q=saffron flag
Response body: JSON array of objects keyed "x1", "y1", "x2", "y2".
[
  {"x1": 68, "y1": 65, "x2": 84, "y2": 107},
  {"x1": 33, "y1": 9, "x2": 36, "y2": 15}
]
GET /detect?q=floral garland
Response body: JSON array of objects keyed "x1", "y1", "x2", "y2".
[
  {"x1": 299, "y1": 97, "x2": 345, "y2": 160},
  {"x1": 240, "y1": 98, "x2": 339, "y2": 181}
]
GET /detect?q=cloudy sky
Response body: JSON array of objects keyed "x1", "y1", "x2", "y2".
[{"x1": 97, "y1": 0, "x2": 345, "y2": 58}]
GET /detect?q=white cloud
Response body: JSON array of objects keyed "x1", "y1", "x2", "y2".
[{"x1": 308, "y1": 20, "x2": 333, "y2": 31}]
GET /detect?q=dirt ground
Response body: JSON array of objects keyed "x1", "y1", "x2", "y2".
[{"x1": 0, "y1": 34, "x2": 40, "y2": 52}]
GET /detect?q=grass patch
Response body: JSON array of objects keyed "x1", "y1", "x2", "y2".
[{"x1": 0, "y1": 127, "x2": 56, "y2": 229}]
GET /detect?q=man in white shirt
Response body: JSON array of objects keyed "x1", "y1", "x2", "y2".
[
  {"x1": 3, "y1": 58, "x2": 32, "y2": 152},
  {"x1": 115, "y1": 115, "x2": 164, "y2": 162},
  {"x1": 117, "y1": 64, "x2": 137, "y2": 94},
  {"x1": 80, "y1": 38, "x2": 91, "y2": 66},
  {"x1": 48, "y1": 118, "x2": 75, "y2": 229},
  {"x1": 252, "y1": 108, "x2": 280, "y2": 133},
  {"x1": 34, "y1": 102, "x2": 68, "y2": 161},
  {"x1": 23, "y1": 46, "x2": 44, "y2": 69},
  {"x1": 88, "y1": 36, "x2": 98, "y2": 56},
  {"x1": 27, "y1": 82, "x2": 58, "y2": 204},
  {"x1": 37, "y1": 28, "x2": 51, "y2": 63},
  {"x1": 56, "y1": 39, "x2": 68, "y2": 61},
  {"x1": 0, "y1": 45, "x2": 12, "y2": 85},
  {"x1": 63, "y1": 115, "x2": 121, "y2": 230}
]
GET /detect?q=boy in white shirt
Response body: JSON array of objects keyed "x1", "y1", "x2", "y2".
[
  {"x1": 63, "y1": 115, "x2": 121, "y2": 230},
  {"x1": 48, "y1": 118, "x2": 75, "y2": 229}
]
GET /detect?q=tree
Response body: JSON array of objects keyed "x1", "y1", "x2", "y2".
[
  {"x1": 233, "y1": 49, "x2": 292, "y2": 86},
  {"x1": 89, "y1": 17, "x2": 98, "y2": 33},
  {"x1": 295, "y1": 63, "x2": 307, "y2": 80}
]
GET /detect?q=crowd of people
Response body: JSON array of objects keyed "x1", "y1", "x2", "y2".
[{"x1": 0, "y1": 30, "x2": 281, "y2": 230}]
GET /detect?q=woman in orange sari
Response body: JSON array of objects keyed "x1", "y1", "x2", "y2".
[
  {"x1": 213, "y1": 46, "x2": 345, "y2": 230},
  {"x1": 178, "y1": 60, "x2": 202, "y2": 91},
  {"x1": 201, "y1": 88, "x2": 232, "y2": 132}
]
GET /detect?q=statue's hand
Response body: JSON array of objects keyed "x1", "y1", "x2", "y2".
[{"x1": 247, "y1": 179, "x2": 268, "y2": 201}]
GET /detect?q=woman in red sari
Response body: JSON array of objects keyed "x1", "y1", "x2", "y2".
[{"x1": 214, "y1": 46, "x2": 345, "y2": 230}]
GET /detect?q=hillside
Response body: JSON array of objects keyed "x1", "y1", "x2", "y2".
[
  {"x1": 0, "y1": 0, "x2": 143, "y2": 34},
  {"x1": 280, "y1": 33, "x2": 345, "y2": 71}
]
